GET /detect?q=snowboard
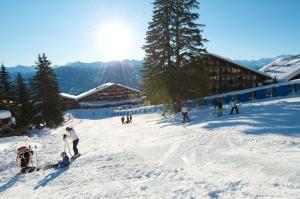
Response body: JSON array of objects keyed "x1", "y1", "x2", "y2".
[{"x1": 71, "y1": 153, "x2": 81, "y2": 160}]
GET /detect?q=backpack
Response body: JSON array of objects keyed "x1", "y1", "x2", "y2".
[{"x1": 16, "y1": 146, "x2": 33, "y2": 167}]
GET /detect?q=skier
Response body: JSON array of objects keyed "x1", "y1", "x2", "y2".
[
  {"x1": 43, "y1": 152, "x2": 70, "y2": 170},
  {"x1": 230, "y1": 97, "x2": 240, "y2": 115},
  {"x1": 126, "y1": 115, "x2": 130, "y2": 124},
  {"x1": 129, "y1": 114, "x2": 132, "y2": 123},
  {"x1": 181, "y1": 103, "x2": 189, "y2": 123},
  {"x1": 217, "y1": 99, "x2": 223, "y2": 116},
  {"x1": 16, "y1": 146, "x2": 36, "y2": 173},
  {"x1": 121, "y1": 116, "x2": 125, "y2": 124},
  {"x1": 64, "y1": 127, "x2": 80, "y2": 158}
]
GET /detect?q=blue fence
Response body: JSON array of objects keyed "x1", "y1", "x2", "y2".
[
  {"x1": 110, "y1": 81, "x2": 300, "y2": 117},
  {"x1": 206, "y1": 81, "x2": 300, "y2": 106},
  {"x1": 111, "y1": 105, "x2": 165, "y2": 117}
]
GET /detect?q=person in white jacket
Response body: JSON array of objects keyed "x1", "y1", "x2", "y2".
[
  {"x1": 181, "y1": 103, "x2": 190, "y2": 123},
  {"x1": 230, "y1": 97, "x2": 240, "y2": 115},
  {"x1": 64, "y1": 127, "x2": 80, "y2": 157}
]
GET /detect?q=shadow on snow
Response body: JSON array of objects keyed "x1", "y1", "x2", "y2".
[
  {"x1": 33, "y1": 166, "x2": 69, "y2": 190},
  {"x1": 154, "y1": 100, "x2": 300, "y2": 137},
  {"x1": 0, "y1": 174, "x2": 20, "y2": 193}
]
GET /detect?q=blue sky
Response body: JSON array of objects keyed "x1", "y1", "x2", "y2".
[{"x1": 0, "y1": 0, "x2": 299, "y2": 66}]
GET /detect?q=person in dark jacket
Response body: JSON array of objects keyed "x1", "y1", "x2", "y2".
[
  {"x1": 217, "y1": 99, "x2": 223, "y2": 116},
  {"x1": 121, "y1": 116, "x2": 125, "y2": 124},
  {"x1": 43, "y1": 152, "x2": 70, "y2": 170},
  {"x1": 20, "y1": 148, "x2": 35, "y2": 173}
]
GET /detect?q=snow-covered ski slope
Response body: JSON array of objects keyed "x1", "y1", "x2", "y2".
[{"x1": 1, "y1": 96, "x2": 300, "y2": 199}]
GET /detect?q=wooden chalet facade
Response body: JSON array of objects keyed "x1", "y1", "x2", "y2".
[
  {"x1": 206, "y1": 54, "x2": 272, "y2": 95},
  {"x1": 61, "y1": 83, "x2": 143, "y2": 109}
]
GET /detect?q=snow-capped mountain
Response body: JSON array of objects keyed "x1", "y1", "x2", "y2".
[
  {"x1": 259, "y1": 55, "x2": 300, "y2": 81},
  {"x1": 234, "y1": 55, "x2": 291, "y2": 70}
]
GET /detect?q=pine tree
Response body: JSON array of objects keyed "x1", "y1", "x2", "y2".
[
  {"x1": 30, "y1": 53, "x2": 63, "y2": 127},
  {"x1": 143, "y1": 0, "x2": 208, "y2": 104},
  {"x1": 174, "y1": 0, "x2": 207, "y2": 67},
  {"x1": 0, "y1": 63, "x2": 15, "y2": 109},
  {"x1": 15, "y1": 73, "x2": 34, "y2": 128}
]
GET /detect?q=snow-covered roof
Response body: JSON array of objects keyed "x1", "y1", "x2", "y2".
[
  {"x1": 208, "y1": 53, "x2": 271, "y2": 78},
  {"x1": 61, "y1": 83, "x2": 142, "y2": 101},
  {"x1": 0, "y1": 110, "x2": 11, "y2": 119},
  {"x1": 259, "y1": 55, "x2": 300, "y2": 82},
  {"x1": 60, "y1": 93, "x2": 77, "y2": 100}
]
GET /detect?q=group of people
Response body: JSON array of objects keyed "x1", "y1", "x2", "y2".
[
  {"x1": 121, "y1": 114, "x2": 133, "y2": 124},
  {"x1": 17, "y1": 126, "x2": 80, "y2": 173},
  {"x1": 180, "y1": 97, "x2": 240, "y2": 123},
  {"x1": 217, "y1": 97, "x2": 240, "y2": 116}
]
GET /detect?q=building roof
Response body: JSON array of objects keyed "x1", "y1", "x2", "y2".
[
  {"x1": 0, "y1": 110, "x2": 11, "y2": 119},
  {"x1": 61, "y1": 83, "x2": 142, "y2": 101},
  {"x1": 208, "y1": 53, "x2": 271, "y2": 78},
  {"x1": 259, "y1": 55, "x2": 300, "y2": 82}
]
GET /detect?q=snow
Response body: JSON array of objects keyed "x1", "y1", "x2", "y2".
[
  {"x1": 1, "y1": 96, "x2": 300, "y2": 198},
  {"x1": 260, "y1": 55, "x2": 300, "y2": 81},
  {"x1": 0, "y1": 110, "x2": 11, "y2": 119}
]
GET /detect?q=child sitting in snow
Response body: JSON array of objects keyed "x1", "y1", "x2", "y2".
[
  {"x1": 43, "y1": 152, "x2": 70, "y2": 170},
  {"x1": 57, "y1": 152, "x2": 70, "y2": 167}
]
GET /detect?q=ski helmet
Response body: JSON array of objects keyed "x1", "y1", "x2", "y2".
[{"x1": 61, "y1": 152, "x2": 67, "y2": 158}]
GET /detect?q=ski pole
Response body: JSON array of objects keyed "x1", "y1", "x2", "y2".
[
  {"x1": 35, "y1": 145, "x2": 39, "y2": 168},
  {"x1": 65, "y1": 140, "x2": 73, "y2": 157},
  {"x1": 29, "y1": 145, "x2": 34, "y2": 167}
]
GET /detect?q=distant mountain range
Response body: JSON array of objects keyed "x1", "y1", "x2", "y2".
[
  {"x1": 7, "y1": 55, "x2": 298, "y2": 94},
  {"x1": 7, "y1": 60, "x2": 143, "y2": 95},
  {"x1": 234, "y1": 55, "x2": 292, "y2": 70}
]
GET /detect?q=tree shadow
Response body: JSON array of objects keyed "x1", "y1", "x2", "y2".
[
  {"x1": 154, "y1": 100, "x2": 300, "y2": 137},
  {"x1": 0, "y1": 174, "x2": 20, "y2": 193},
  {"x1": 33, "y1": 166, "x2": 69, "y2": 190}
]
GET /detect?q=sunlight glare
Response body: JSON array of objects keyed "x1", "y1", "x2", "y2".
[{"x1": 98, "y1": 23, "x2": 133, "y2": 61}]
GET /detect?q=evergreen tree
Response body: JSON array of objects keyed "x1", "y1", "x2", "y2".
[
  {"x1": 0, "y1": 63, "x2": 15, "y2": 109},
  {"x1": 174, "y1": 0, "x2": 207, "y2": 67},
  {"x1": 15, "y1": 73, "x2": 34, "y2": 128},
  {"x1": 143, "y1": 0, "x2": 208, "y2": 104},
  {"x1": 30, "y1": 53, "x2": 63, "y2": 127}
]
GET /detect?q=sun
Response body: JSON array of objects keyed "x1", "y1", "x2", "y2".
[{"x1": 98, "y1": 23, "x2": 133, "y2": 61}]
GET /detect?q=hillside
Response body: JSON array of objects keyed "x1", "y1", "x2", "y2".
[
  {"x1": 0, "y1": 95, "x2": 300, "y2": 198},
  {"x1": 260, "y1": 55, "x2": 300, "y2": 81},
  {"x1": 7, "y1": 60, "x2": 143, "y2": 95}
]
